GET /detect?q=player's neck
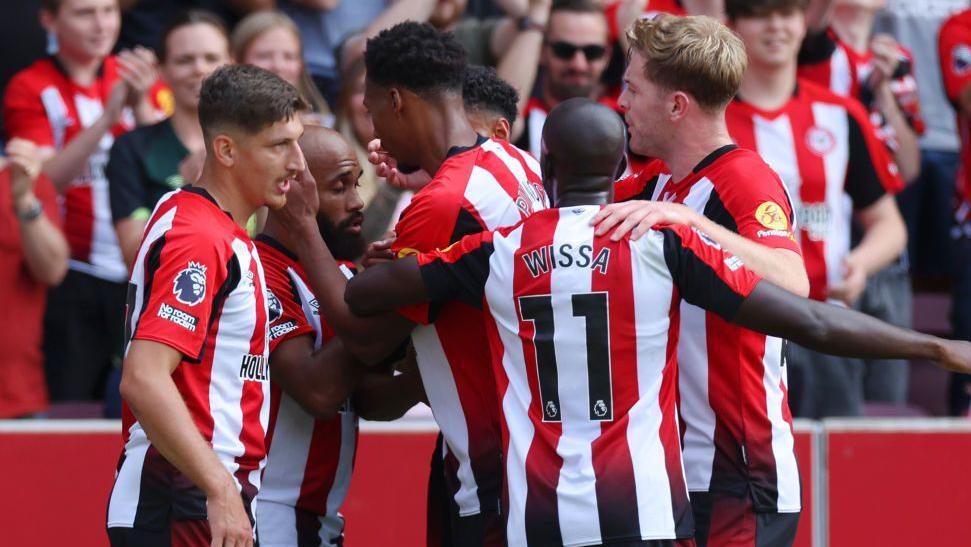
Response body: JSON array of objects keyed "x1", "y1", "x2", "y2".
[
  {"x1": 261, "y1": 215, "x2": 294, "y2": 251},
  {"x1": 196, "y1": 163, "x2": 256, "y2": 230},
  {"x1": 556, "y1": 189, "x2": 610, "y2": 208},
  {"x1": 416, "y1": 99, "x2": 480, "y2": 175},
  {"x1": 831, "y1": 8, "x2": 874, "y2": 53},
  {"x1": 55, "y1": 51, "x2": 104, "y2": 87},
  {"x1": 170, "y1": 105, "x2": 204, "y2": 152},
  {"x1": 663, "y1": 115, "x2": 734, "y2": 183},
  {"x1": 737, "y1": 61, "x2": 798, "y2": 112}
]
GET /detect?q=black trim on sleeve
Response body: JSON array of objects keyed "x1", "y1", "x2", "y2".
[
  {"x1": 132, "y1": 234, "x2": 167, "y2": 341},
  {"x1": 693, "y1": 144, "x2": 738, "y2": 174},
  {"x1": 701, "y1": 189, "x2": 740, "y2": 233},
  {"x1": 450, "y1": 206, "x2": 486, "y2": 244},
  {"x1": 798, "y1": 28, "x2": 838, "y2": 66},
  {"x1": 419, "y1": 241, "x2": 495, "y2": 311},
  {"x1": 844, "y1": 113, "x2": 887, "y2": 210},
  {"x1": 660, "y1": 228, "x2": 746, "y2": 321},
  {"x1": 619, "y1": 174, "x2": 660, "y2": 203}
]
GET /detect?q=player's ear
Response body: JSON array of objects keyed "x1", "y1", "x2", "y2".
[
  {"x1": 670, "y1": 91, "x2": 690, "y2": 121},
  {"x1": 494, "y1": 118, "x2": 511, "y2": 141},
  {"x1": 211, "y1": 133, "x2": 236, "y2": 167},
  {"x1": 390, "y1": 88, "x2": 403, "y2": 116}
]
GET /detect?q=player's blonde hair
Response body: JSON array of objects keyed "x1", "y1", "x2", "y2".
[{"x1": 626, "y1": 14, "x2": 746, "y2": 111}]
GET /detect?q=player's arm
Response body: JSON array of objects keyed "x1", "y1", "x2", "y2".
[
  {"x1": 270, "y1": 335, "x2": 362, "y2": 420},
  {"x1": 353, "y1": 347, "x2": 425, "y2": 421},
  {"x1": 345, "y1": 255, "x2": 428, "y2": 316},
  {"x1": 734, "y1": 281, "x2": 971, "y2": 373},
  {"x1": 593, "y1": 200, "x2": 810, "y2": 297},
  {"x1": 119, "y1": 340, "x2": 253, "y2": 546},
  {"x1": 275, "y1": 171, "x2": 415, "y2": 364}
]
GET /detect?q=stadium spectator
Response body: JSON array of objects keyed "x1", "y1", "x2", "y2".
[
  {"x1": 875, "y1": 0, "x2": 967, "y2": 281},
  {"x1": 106, "y1": 65, "x2": 306, "y2": 546},
  {"x1": 724, "y1": 0, "x2": 907, "y2": 418},
  {"x1": 939, "y1": 8, "x2": 971, "y2": 416},
  {"x1": 3, "y1": 0, "x2": 160, "y2": 410},
  {"x1": 345, "y1": 96, "x2": 971, "y2": 547},
  {"x1": 608, "y1": 0, "x2": 724, "y2": 50},
  {"x1": 799, "y1": 0, "x2": 920, "y2": 411},
  {"x1": 597, "y1": 14, "x2": 808, "y2": 545},
  {"x1": 231, "y1": 10, "x2": 332, "y2": 126},
  {"x1": 116, "y1": 0, "x2": 273, "y2": 51},
  {"x1": 515, "y1": 0, "x2": 620, "y2": 158},
  {"x1": 0, "y1": 139, "x2": 68, "y2": 419},
  {"x1": 255, "y1": 125, "x2": 421, "y2": 547},
  {"x1": 108, "y1": 10, "x2": 231, "y2": 271}
]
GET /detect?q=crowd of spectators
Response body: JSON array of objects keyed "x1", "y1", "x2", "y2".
[{"x1": 2, "y1": 0, "x2": 971, "y2": 420}]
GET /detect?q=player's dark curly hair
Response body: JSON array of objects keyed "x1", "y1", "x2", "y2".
[
  {"x1": 463, "y1": 65, "x2": 519, "y2": 124},
  {"x1": 364, "y1": 22, "x2": 467, "y2": 95}
]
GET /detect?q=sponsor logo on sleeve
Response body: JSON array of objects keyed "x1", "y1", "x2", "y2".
[
  {"x1": 173, "y1": 261, "x2": 207, "y2": 306},
  {"x1": 724, "y1": 255, "x2": 744, "y2": 271},
  {"x1": 267, "y1": 290, "x2": 282, "y2": 323},
  {"x1": 270, "y1": 320, "x2": 299, "y2": 340},
  {"x1": 157, "y1": 303, "x2": 199, "y2": 332},
  {"x1": 397, "y1": 248, "x2": 419, "y2": 259},
  {"x1": 755, "y1": 201, "x2": 790, "y2": 235}
]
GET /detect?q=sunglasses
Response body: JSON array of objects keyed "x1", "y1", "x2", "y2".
[{"x1": 549, "y1": 41, "x2": 607, "y2": 61}]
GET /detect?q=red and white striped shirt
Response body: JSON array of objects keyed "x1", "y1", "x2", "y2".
[
  {"x1": 392, "y1": 136, "x2": 548, "y2": 519},
  {"x1": 107, "y1": 187, "x2": 271, "y2": 531},
  {"x1": 604, "y1": 0, "x2": 686, "y2": 43},
  {"x1": 939, "y1": 9, "x2": 971, "y2": 236},
  {"x1": 614, "y1": 146, "x2": 803, "y2": 513},
  {"x1": 413, "y1": 207, "x2": 761, "y2": 546},
  {"x1": 727, "y1": 81, "x2": 903, "y2": 301},
  {"x1": 3, "y1": 56, "x2": 136, "y2": 282},
  {"x1": 255, "y1": 235, "x2": 358, "y2": 546}
]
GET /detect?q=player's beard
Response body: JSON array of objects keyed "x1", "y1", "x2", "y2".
[
  {"x1": 318, "y1": 212, "x2": 366, "y2": 262},
  {"x1": 548, "y1": 70, "x2": 598, "y2": 102}
]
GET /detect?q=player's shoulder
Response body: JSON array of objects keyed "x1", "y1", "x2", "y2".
[
  {"x1": 705, "y1": 147, "x2": 776, "y2": 181},
  {"x1": 6, "y1": 58, "x2": 61, "y2": 96},
  {"x1": 614, "y1": 159, "x2": 668, "y2": 201},
  {"x1": 154, "y1": 188, "x2": 241, "y2": 248}
]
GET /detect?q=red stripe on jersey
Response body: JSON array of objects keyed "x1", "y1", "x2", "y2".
[
  {"x1": 590, "y1": 230, "x2": 640, "y2": 540},
  {"x1": 64, "y1": 185, "x2": 94, "y2": 263},
  {"x1": 298, "y1": 418, "x2": 343, "y2": 515},
  {"x1": 661, "y1": 289, "x2": 688, "y2": 520},
  {"x1": 515, "y1": 211, "x2": 565, "y2": 545}
]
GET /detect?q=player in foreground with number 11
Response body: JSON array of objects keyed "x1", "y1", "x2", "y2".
[{"x1": 344, "y1": 98, "x2": 971, "y2": 547}]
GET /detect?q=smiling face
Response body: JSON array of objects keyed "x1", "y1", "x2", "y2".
[
  {"x1": 161, "y1": 23, "x2": 231, "y2": 111},
  {"x1": 731, "y1": 8, "x2": 806, "y2": 70},
  {"x1": 541, "y1": 11, "x2": 611, "y2": 102},
  {"x1": 43, "y1": 0, "x2": 120, "y2": 64},
  {"x1": 243, "y1": 26, "x2": 303, "y2": 87},
  {"x1": 232, "y1": 116, "x2": 306, "y2": 210}
]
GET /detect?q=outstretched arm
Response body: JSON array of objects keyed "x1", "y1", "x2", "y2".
[
  {"x1": 734, "y1": 281, "x2": 971, "y2": 373},
  {"x1": 344, "y1": 256, "x2": 428, "y2": 317}
]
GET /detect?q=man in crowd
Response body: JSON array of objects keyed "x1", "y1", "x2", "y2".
[
  {"x1": 3, "y1": 0, "x2": 159, "y2": 409},
  {"x1": 106, "y1": 65, "x2": 306, "y2": 547},
  {"x1": 0, "y1": 139, "x2": 68, "y2": 419}
]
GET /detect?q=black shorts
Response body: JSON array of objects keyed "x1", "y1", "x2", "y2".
[
  {"x1": 691, "y1": 491, "x2": 799, "y2": 547},
  {"x1": 107, "y1": 519, "x2": 211, "y2": 547}
]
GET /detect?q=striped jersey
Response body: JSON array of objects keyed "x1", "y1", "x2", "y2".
[
  {"x1": 614, "y1": 146, "x2": 803, "y2": 513},
  {"x1": 726, "y1": 81, "x2": 904, "y2": 301},
  {"x1": 413, "y1": 206, "x2": 762, "y2": 546},
  {"x1": 255, "y1": 235, "x2": 358, "y2": 546},
  {"x1": 107, "y1": 187, "x2": 271, "y2": 530},
  {"x1": 3, "y1": 56, "x2": 136, "y2": 282},
  {"x1": 604, "y1": 0, "x2": 686, "y2": 42},
  {"x1": 798, "y1": 27, "x2": 926, "y2": 148},
  {"x1": 392, "y1": 136, "x2": 548, "y2": 520},
  {"x1": 939, "y1": 9, "x2": 971, "y2": 237}
]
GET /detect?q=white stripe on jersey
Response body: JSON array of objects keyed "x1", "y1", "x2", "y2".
[
  {"x1": 106, "y1": 440, "x2": 149, "y2": 527},
  {"x1": 811, "y1": 102, "x2": 853, "y2": 294},
  {"x1": 628, "y1": 231, "x2": 681, "y2": 538},
  {"x1": 483, "y1": 225, "x2": 533, "y2": 546},
  {"x1": 261, "y1": 394, "x2": 316, "y2": 502},
  {"x1": 754, "y1": 115, "x2": 803, "y2": 193},
  {"x1": 761, "y1": 336, "x2": 801, "y2": 512},
  {"x1": 677, "y1": 301, "x2": 716, "y2": 491},
  {"x1": 549, "y1": 214, "x2": 603, "y2": 545},
  {"x1": 830, "y1": 46, "x2": 853, "y2": 96},
  {"x1": 465, "y1": 166, "x2": 520, "y2": 231}
]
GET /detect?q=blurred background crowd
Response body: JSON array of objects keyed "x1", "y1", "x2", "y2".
[{"x1": 2, "y1": 0, "x2": 971, "y2": 421}]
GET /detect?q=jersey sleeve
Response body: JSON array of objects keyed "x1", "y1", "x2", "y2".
[
  {"x1": 940, "y1": 12, "x2": 971, "y2": 105},
  {"x1": 845, "y1": 100, "x2": 901, "y2": 202},
  {"x1": 713, "y1": 162, "x2": 802, "y2": 255},
  {"x1": 107, "y1": 131, "x2": 148, "y2": 223},
  {"x1": 392, "y1": 181, "x2": 486, "y2": 324},
  {"x1": 412, "y1": 231, "x2": 497, "y2": 323},
  {"x1": 264, "y1": 265, "x2": 315, "y2": 354},
  {"x1": 131, "y1": 232, "x2": 235, "y2": 361},
  {"x1": 2, "y1": 75, "x2": 54, "y2": 145},
  {"x1": 614, "y1": 160, "x2": 665, "y2": 202},
  {"x1": 653, "y1": 224, "x2": 762, "y2": 322}
]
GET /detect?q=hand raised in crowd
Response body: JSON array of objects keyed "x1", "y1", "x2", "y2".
[
  {"x1": 867, "y1": 33, "x2": 902, "y2": 89},
  {"x1": 828, "y1": 254, "x2": 868, "y2": 307},
  {"x1": 6, "y1": 138, "x2": 46, "y2": 209},
  {"x1": 363, "y1": 232, "x2": 397, "y2": 268},
  {"x1": 276, "y1": 166, "x2": 320, "y2": 231},
  {"x1": 117, "y1": 46, "x2": 159, "y2": 106},
  {"x1": 591, "y1": 200, "x2": 701, "y2": 241},
  {"x1": 367, "y1": 139, "x2": 433, "y2": 191}
]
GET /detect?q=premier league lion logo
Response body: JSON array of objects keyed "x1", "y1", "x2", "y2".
[
  {"x1": 267, "y1": 290, "x2": 283, "y2": 322},
  {"x1": 173, "y1": 261, "x2": 207, "y2": 306}
]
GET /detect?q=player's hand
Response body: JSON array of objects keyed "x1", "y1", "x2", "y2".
[
  {"x1": 828, "y1": 255, "x2": 867, "y2": 306},
  {"x1": 207, "y1": 480, "x2": 253, "y2": 547},
  {"x1": 367, "y1": 139, "x2": 433, "y2": 191},
  {"x1": 117, "y1": 47, "x2": 159, "y2": 106},
  {"x1": 591, "y1": 200, "x2": 698, "y2": 241},
  {"x1": 363, "y1": 232, "x2": 397, "y2": 268},
  {"x1": 278, "y1": 168, "x2": 320, "y2": 232},
  {"x1": 5, "y1": 139, "x2": 45, "y2": 209},
  {"x1": 868, "y1": 34, "x2": 901, "y2": 89},
  {"x1": 936, "y1": 339, "x2": 971, "y2": 374},
  {"x1": 178, "y1": 150, "x2": 206, "y2": 185}
]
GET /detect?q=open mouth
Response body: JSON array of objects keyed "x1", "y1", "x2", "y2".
[{"x1": 278, "y1": 178, "x2": 292, "y2": 194}]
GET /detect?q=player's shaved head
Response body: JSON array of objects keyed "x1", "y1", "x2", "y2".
[
  {"x1": 541, "y1": 98, "x2": 626, "y2": 205},
  {"x1": 298, "y1": 124, "x2": 352, "y2": 175}
]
